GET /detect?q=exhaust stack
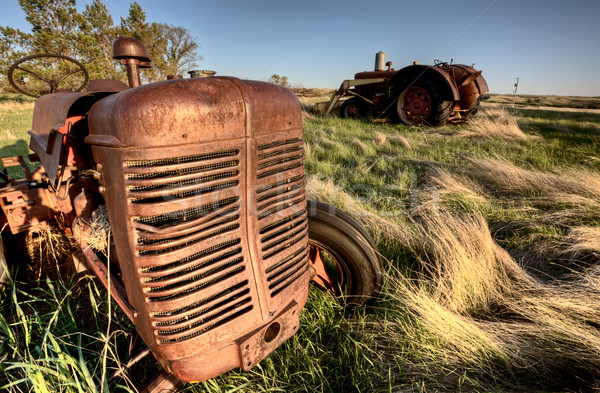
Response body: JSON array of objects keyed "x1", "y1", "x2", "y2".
[{"x1": 375, "y1": 51, "x2": 386, "y2": 71}]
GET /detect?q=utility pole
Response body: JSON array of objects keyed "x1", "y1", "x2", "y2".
[{"x1": 513, "y1": 78, "x2": 520, "y2": 106}]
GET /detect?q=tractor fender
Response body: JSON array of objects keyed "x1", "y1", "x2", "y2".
[
  {"x1": 448, "y1": 64, "x2": 489, "y2": 94},
  {"x1": 389, "y1": 65, "x2": 460, "y2": 102}
]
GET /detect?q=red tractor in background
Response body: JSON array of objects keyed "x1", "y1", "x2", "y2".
[{"x1": 322, "y1": 51, "x2": 488, "y2": 127}]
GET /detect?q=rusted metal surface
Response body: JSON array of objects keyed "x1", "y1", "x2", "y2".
[
  {"x1": 113, "y1": 37, "x2": 152, "y2": 88},
  {"x1": 188, "y1": 70, "x2": 217, "y2": 78},
  {"x1": 399, "y1": 86, "x2": 433, "y2": 124},
  {"x1": 1, "y1": 36, "x2": 317, "y2": 389},
  {"x1": 438, "y1": 63, "x2": 489, "y2": 111},
  {"x1": 86, "y1": 76, "x2": 311, "y2": 382},
  {"x1": 27, "y1": 88, "x2": 126, "y2": 184},
  {"x1": 138, "y1": 371, "x2": 183, "y2": 393},
  {"x1": 0, "y1": 152, "x2": 56, "y2": 234},
  {"x1": 0, "y1": 185, "x2": 55, "y2": 234},
  {"x1": 113, "y1": 37, "x2": 151, "y2": 63},
  {"x1": 72, "y1": 227, "x2": 135, "y2": 321},
  {"x1": 309, "y1": 245, "x2": 341, "y2": 295}
]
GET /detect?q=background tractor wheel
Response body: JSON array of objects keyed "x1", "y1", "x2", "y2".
[
  {"x1": 461, "y1": 97, "x2": 480, "y2": 121},
  {"x1": 307, "y1": 200, "x2": 383, "y2": 305},
  {"x1": 340, "y1": 98, "x2": 365, "y2": 119},
  {"x1": 389, "y1": 76, "x2": 452, "y2": 127}
]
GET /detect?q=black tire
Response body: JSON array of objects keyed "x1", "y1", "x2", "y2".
[
  {"x1": 307, "y1": 200, "x2": 383, "y2": 305},
  {"x1": 340, "y1": 98, "x2": 365, "y2": 119},
  {"x1": 462, "y1": 97, "x2": 480, "y2": 121},
  {"x1": 388, "y1": 75, "x2": 452, "y2": 127}
]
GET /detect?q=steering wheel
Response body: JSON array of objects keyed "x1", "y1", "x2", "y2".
[
  {"x1": 433, "y1": 59, "x2": 449, "y2": 68},
  {"x1": 7, "y1": 53, "x2": 89, "y2": 98}
]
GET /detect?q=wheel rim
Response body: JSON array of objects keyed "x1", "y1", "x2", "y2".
[
  {"x1": 308, "y1": 241, "x2": 350, "y2": 296},
  {"x1": 344, "y1": 103, "x2": 360, "y2": 119},
  {"x1": 398, "y1": 86, "x2": 432, "y2": 125}
]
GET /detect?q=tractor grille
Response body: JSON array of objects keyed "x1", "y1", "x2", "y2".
[
  {"x1": 124, "y1": 148, "x2": 253, "y2": 344},
  {"x1": 255, "y1": 138, "x2": 309, "y2": 298}
]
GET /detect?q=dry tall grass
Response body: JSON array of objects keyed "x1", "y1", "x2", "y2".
[
  {"x1": 562, "y1": 226, "x2": 600, "y2": 260},
  {"x1": 307, "y1": 166, "x2": 600, "y2": 390},
  {"x1": 388, "y1": 134, "x2": 412, "y2": 149},
  {"x1": 85, "y1": 205, "x2": 111, "y2": 255},
  {"x1": 386, "y1": 206, "x2": 600, "y2": 390},
  {"x1": 459, "y1": 107, "x2": 528, "y2": 140},
  {"x1": 0, "y1": 101, "x2": 35, "y2": 111},
  {"x1": 465, "y1": 158, "x2": 600, "y2": 201}
]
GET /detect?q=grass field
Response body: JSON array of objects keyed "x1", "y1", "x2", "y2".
[
  {"x1": 483, "y1": 93, "x2": 600, "y2": 109},
  {"x1": 1, "y1": 94, "x2": 600, "y2": 392}
]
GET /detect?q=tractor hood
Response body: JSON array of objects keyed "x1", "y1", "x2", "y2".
[{"x1": 85, "y1": 77, "x2": 302, "y2": 149}]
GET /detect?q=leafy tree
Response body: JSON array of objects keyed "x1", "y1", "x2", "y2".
[
  {"x1": 17, "y1": 0, "x2": 83, "y2": 57},
  {"x1": 269, "y1": 74, "x2": 289, "y2": 87},
  {"x1": 0, "y1": 27, "x2": 29, "y2": 91},
  {"x1": 155, "y1": 23, "x2": 201, "y2": 78},
  {"x1": 80, "y1": 0, "x2": 122, "y2": 80},
  {"x1": 0, "y1": 0, "x2": 202, "y2": 90},
  {"x1": 117, "y1": 2, "x2": 166, "y2": 82}
]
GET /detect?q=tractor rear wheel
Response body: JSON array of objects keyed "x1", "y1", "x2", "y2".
[
  {"x1": 389, "y1": 76, "x2": 452, "y2": 127},
  {"x1": 340, "y1": 98, "x2": 365, "y2": 119},
  {"x1": 307, "y1": 200, "x2": 383, "y2": 305},
  {"x1": 461, "y1": 97, "x2": 480, "y2": 121}
]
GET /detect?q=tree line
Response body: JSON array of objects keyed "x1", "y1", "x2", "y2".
[{"x1": 0, "y1": 0, "x2": 202, "y2": 91}]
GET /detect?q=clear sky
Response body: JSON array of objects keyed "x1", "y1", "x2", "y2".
[{"x1": 1, "y1": 0, "x2": 599, "y2": 96}]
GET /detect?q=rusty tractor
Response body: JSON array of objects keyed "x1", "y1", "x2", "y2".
[
  {"x1": 0, "y1": 38, "x2": 383, "y2": 392},
  {"x1": 321, "y1": 51, "x2": 488, "y2": 127}
]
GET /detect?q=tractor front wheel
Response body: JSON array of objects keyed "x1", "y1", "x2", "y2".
[
  {"x1": 307, "y1": 200, "x2": 383, "y2": 305},
  {"x1": 340, "y1": 98, "x2": 365, "y2": 120}
]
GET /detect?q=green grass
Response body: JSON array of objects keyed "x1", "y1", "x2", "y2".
[
  {"x1": 1, "y1": 98, "x2": 600, "y2": 392},
  {"x1": 0, "y1": 94, "x2": 37, "y2": 104},
  {"x1": 483, "y1": 93, "x2": 600, "y2": 109},
  {"x1": 0, "y1": 100, "x2": 35, "y2": 179}
]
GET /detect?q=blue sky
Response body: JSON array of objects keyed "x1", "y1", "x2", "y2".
[{"x1": 1, "y1": 0, "x2": 599, "y2": 96}]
